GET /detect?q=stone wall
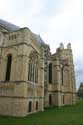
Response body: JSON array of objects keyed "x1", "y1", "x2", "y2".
[
  {"x1": 44, "y1": 43, "x2": 76, "y2": 107},
  {"x1": 0, "y1": 27, "x2": 44, "y2": 116}
]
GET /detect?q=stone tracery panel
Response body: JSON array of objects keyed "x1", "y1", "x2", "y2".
[{"x1": 28, "y1": 51, "x2": 39, "y2": 84}]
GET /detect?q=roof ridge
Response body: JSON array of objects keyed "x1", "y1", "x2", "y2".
[{"x1": 0, "y1": 19, "x2": 21, "y2": 31}]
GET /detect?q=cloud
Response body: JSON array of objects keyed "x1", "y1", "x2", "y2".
[
  {"x1": 0, "y1": 0, "x2": 47, "y2": 27},
  {"x1": 64, "y1": 0, "x2": 83, "y2": 16}
]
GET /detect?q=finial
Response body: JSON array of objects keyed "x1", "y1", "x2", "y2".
[
  {"x1": 67, "y1": 43, "x2": 71, "y2": 49},
  {"x1": 60, "y1": 43, "x2": 64, "y2": 49}
]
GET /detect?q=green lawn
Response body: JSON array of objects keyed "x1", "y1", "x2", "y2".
[{"x1": 0, "y1": 101, "x2": 83, "y2": 125}]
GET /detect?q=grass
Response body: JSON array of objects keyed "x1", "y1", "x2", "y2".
[{"x1": 0, "y1": 101, "x2": 83, "y2": 125}]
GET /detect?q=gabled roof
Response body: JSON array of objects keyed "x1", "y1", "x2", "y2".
[{"x1": 0, "y1": 19, "x2": 20, "y2": 31}]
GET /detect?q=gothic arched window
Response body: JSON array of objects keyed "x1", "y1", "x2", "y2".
[
  {"x1": 36, "y1": 101, "x2": 38, "y2": 110},
  {"x1": 28, "y1": 51, "x2": 38, "y2": 83},
  {"x1": 49, "y1": 94, "x2": 52, "y2": 105},
  {"x1": 49, "y1": 63, "x2": 52, "y2": 83},
  {"x1": 5, "y1": 54, "x2": 12, "y2": 81}
]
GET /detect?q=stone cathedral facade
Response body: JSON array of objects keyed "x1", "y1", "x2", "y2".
[{"x1": 0, "y1": 19, "x2": 76, "y2": 116}]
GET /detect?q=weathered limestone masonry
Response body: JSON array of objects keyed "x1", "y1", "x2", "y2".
[
  {"x1": 44, "y1": 43, "x2": 76, "y2": 107},
  {"x1": 0, "y1": 19, "x2": 76, "y2": 117}
]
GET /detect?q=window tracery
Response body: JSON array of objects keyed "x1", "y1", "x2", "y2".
[{"x1": 28, "y1": 51, "x2": 39, "y2": 83}]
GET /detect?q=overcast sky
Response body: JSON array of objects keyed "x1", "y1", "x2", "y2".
[{"x1": 0, "y1": 0, "x2": 83, "y2": 89}]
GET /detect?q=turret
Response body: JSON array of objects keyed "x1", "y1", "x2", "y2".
[{"x1": 67, "y1": 43, "x2": 71, "y2": 49}]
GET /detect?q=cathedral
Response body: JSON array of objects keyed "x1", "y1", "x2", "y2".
[{"x1": 0, "y1": 19, "x2": 76, "y2": 116}]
